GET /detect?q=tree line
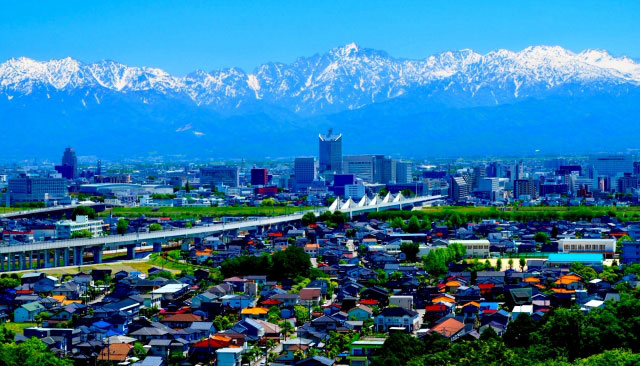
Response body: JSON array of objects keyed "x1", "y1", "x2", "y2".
[
  {"x1": 220, "y1": 246, "x2": 312, "y2": 281},
  {"x1": 368, "y1": 206, "x2": 640, "y2": 226}
]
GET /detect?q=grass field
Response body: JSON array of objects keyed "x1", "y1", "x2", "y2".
[
  {"x1": 2, "y1": 322, "x2": 36, "y2": 335},
  {"x1": 100, "y1": 206, "x2": 317, "y2": 219},
  {"x1": 11, "y1": 259, "x2": 179, "y2": 277},
  {"x1": 0, "y1": 207, "x2": 37, "y2": 214}
]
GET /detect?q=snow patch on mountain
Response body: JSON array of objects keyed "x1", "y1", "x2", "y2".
[{"x1": 1, "y1": 45, "x2": 639, "y2": 115}]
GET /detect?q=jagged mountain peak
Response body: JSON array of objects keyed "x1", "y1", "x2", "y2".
[{"x1": 1, "y1": 45, "x2": 639, "y2": 114}]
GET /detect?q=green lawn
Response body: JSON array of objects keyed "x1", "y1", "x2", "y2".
[
  {"x1": 2, "y1": 322, "x2": 36, "y2": 335},
  {"x1": 11, "y1": 260, "x2": 177, "y2": 277},
  {"x1": 0, "y1": 207, "x2": 38, "y2": 214},
  {"x1": 100, "y1": 206, "x2": 318, "y2": 219}
]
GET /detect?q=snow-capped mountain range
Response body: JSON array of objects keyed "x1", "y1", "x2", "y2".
[{"x1": 2, "y1": 44, "x2": 639, "y2": 115}]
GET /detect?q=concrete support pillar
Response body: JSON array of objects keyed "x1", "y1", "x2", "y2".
[
  {"x1": 0, "y1": 255, "x2": 4, "y2": 272},
  {"x1": 74, "y1": 247, "x2": 84, "y2": 266},
  {"x1": 53, "y1": 249, "x2": 59, "y2": 268},
  {"x1": 153, "y1": 242, "x2": 162, "y2": 253},
  {"x1": 64, "y1": 248, "x2": 70, "y2": 267},
  {"x1": 7, "y1": 255, "x2": 13, "y2": 271},
  {"x1": 18, "y1": 253, "x2": 24, "y2": 270},
  {"x1": 125, "y1": 245, "x2": 136, "y2": 260},
  {"x1": 93, "y1": 247, "x2": 102, "y2": 264},
  {"x1": 44, "y1": 250, "x2": 51, "y2": 268}
]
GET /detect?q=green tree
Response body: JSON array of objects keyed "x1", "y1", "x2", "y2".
[
  {"x1": 400, "y1": 242, "x2": 420, "y2": 262},
  {"x1": 400, "y1": 188, "x2": 415, "y2": 198},
  {"x1": 534, "y1": 232, "x2": 550, "y2": 243},
  {"x1": 294, "y1": 305, "x2": 310, "y2": 324},
  {"x1": 70, "y1": 230, "x2": 92, "y2": 239},
  {"x1": 390, "y1": 217, "x2": 405, "y2": 229},
  {"x1": 508, "y1": 258, "x2": 514, "y2": 270},
  {"x1": 213, "y1": 315, "x2": 234, "y2": 331},
  {"x1": 570, "y1": 262, "x2": 597, "y2": 281},
  {"x1": 406, "y1": 215, "x2": 421, "y2": 233},
  {"x1": 371, "y1": 332, "x2": 426, "y2": 366},
  {"x1": 260, "y1": 198, "x2": 275, "y2": 207},
  {"x1": 520, "y1": 257, "x2": 527, "y2": 270},
  {"x1": 116, "y1": 218, "x2": 129, "y2": 235},
  {"x1": 71, "y1": 206, "x2": 96, "y2": 220},
  {"x1": 480, "y1": 325, "x2": 499, "y2": 340},
  {"x1": 503, "y1": 313, "x2": 537, "y2": 348},
  {"x1": 132, "y1": 342, "x2": 147, "y2": 358},
  {"x1": 149, "y1": 223, "x2": 162, "y2": 232},
  {"x1": 301, "y1": 212, "x2": 317, "y2": 226},
  {"x1": 271, "y1": 246, "x2": 311, "y2": 281}
]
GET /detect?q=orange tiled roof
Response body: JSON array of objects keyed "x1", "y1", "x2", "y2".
[
  {"x1": 462, "y1": 301, "x2": 480, "y2": 308},
  {"x1": 429, "y1": 318, "x2": 465, "y2": 337},
  {"x1": 51, "y1": 295, "x2": 66, "y2": 303},
  {"x1": 445, "y1": 281, "x2": 461, "y2": 287},
  {"x1": 433, "y1": 296, "x2": 456, "y2": 303},
  {"x1": 98, "y1": 343, "x2": 132, "y2": 361},
  {"x1": 241, "y1": 307, "x2": 269, "y2": 315},
  {"x1": 552, "y1": 288, "x2": 576, "y2": 294},
  {"x1": 523, "y1": 277, "x2": 540, "y2": 283}
]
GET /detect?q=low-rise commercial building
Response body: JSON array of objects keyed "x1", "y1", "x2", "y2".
[{"x1": 56, "y1": 215, "x2": 104, "y2": 239}]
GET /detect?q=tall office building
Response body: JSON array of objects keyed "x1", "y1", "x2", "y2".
[
  {"x1": 590, "y1": 155, "x2": 633, "y2": 178},
  {"x1": 294, "y1": 157, "x2": 317, "y2": 185},
  {"x1": 510, "y1": 161, "x2": 524, "y2": 181},
  {"x1": 250, "y1": 168, "x2": 269, "y2": 186},
  {"x1": 343, "y1": 155, "x2": 375, "y2": 182},
  {"x1": 96, "y1": 160, "x2": 102, "y2": 176},
  {"x1": 55, "y1": 147, "x2": 78, "y2": 179},
  {"x1": 343, "y1": 154, "x2": 398, "y2": 183},
  {"x1": 8, "y1": 175, "x2": 68, "y2": 205},
  {"x1": 514, "y1": 179, "x2": 537, "y2": 199},
  {"x1": 318, "y1": 129, "x2": 343, "y2": 173},
  {"x1": 377, "y1": 156, "x2": 396, "y2": 184},
  {"x1": 471, "y1": 166, "x2": 486, "y2": 189},
  {"x1": 200, "y1": 166, "x2": 240, "y2": 187},
  {"x1": 449, "y1": 176, "x2": 470, "y2": 201},
  {"x1": 396, "y1": 161, "x2": 412, "y2": 184}
]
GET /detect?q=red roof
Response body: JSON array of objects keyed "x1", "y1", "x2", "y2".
[
  {"x1": 261, "y1": 299, "x2": 282, "y2": 306},
  {"x1": 162, "y1": 313, "x2": 203, "y2": 323},
  {"x1": 268, "y1": 233, "x2": 283, "y2": 237},
  {"x1": 193, "y1": 336, "x2": 235, "y2": 349},
  {"x1": 2, "y1": 231, "x2": 34, "y2": 235},
  {"x1": 359, "y1": 299, "x2": 378, "y2": 305},
  {"x1": 425, "y1": 305, "x2": 448, "y2": 312}
]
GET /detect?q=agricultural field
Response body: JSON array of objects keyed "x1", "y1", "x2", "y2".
[{"x1": 100, "y1": 206, "x2": 318, "y2": 219}]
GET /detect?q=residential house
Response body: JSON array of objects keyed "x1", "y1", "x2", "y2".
[
  {"x1": 14, "y1": 301, "x2": 45, "y2": 322},
  {"x1": 374, "y1": 307, "x2": 420, "y2": 332}
]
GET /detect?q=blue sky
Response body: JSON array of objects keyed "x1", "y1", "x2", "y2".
[{"x1": 1, "y1": 1, "x2": 638, "y2": 75}]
